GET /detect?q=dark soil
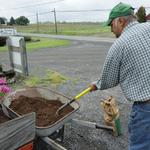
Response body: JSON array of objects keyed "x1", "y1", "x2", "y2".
[
  {"x1": 9, "y1": 96, "x2": 74, "y2": 127},
  {"x1": 0, "y1": 108, "x2": 11, "y2": 124}
]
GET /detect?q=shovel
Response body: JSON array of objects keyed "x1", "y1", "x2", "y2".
[{"x1": 56, "y1": 87, "x2": 91, "y2": 115}]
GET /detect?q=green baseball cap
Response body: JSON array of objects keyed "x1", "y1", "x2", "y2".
[{"x1": 105, "y1": 2, "x2": 134, "y2": 26}]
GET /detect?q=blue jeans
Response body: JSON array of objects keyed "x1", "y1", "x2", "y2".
[{"x1": 128, "y1": 102, "x2": 150, "y2": 150}]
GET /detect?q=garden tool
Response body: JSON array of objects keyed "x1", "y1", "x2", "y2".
[
  {"x1": 100, "y1": 96, "x2": 122, "y2": 136},
  {"x1": 56, "y1": 87, "x2": 91, "y2": 115}
]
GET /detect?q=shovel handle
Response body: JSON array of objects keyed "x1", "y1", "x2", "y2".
[
  {"x1": 56, "y1": 87, "x2": 91, "y2": 115},
  {"x1": 74, "y1": 87, "x2": 91, "y2": 100}
]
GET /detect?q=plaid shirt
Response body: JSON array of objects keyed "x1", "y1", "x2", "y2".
[{"x1": 96, "y1": 21, "x2": 150, "y2": 102}]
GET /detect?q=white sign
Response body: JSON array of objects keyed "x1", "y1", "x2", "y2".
[{"x1": 12, "y1": 52, "x2": 21, "y2": 65}]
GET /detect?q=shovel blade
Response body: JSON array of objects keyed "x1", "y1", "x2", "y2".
[{"x1": 56, "y1": 99, "x2": 75, "y2": 115}]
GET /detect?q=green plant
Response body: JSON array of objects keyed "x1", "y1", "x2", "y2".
[
  {"x1": 8, "y1": 17, "x2": 16, "y2": 25},
  {"x1": 16, "y1": 16, "x2": 30, "y2": 25},
  {"x1": 0, "y1": 37, "x2": 70, "y2": 52},
  {"x1": 24, "y1": 69, "x2": 68, "y2": 87},
  {"x1": 25, "y1": 76, "x2": 41, "y2": 87},
  {"x1": 24, "y1": 36, "x2": 32, "y2": 42},
  {"x1": 44, "y1": 69, "x2": 68, "y2": 85},
  {"x1": 136, "y1": 6, "x2": 146, "y2": 23},
  {"x1": 0, "y1": 37, "x2": 7, "y2": 46}
]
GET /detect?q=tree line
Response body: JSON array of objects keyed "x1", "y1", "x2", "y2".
[
  {"x1": 0, "y1": 16, "x2": 30, "y2": 26},
  {"x1": 0, "y1": 6, "x2": 149, "y2": 26}
]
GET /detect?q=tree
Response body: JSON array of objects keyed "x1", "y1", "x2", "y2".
[
  {"x1": 15, "y1": 16, "x2": 30, "y2": 25},
  {"x1": 136, "y1": 6, "x2": 146, "y2": 23},
  {"x1": 9, "y1": 17, "x2": 16, "y2": 25},
  {"x1": 0, "y1": 17, "x2": 7, "y2": 24}
]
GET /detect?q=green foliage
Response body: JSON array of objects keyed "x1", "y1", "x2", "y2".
[
  {"x1": 26, "y1": 37, "x2": 70, "y2": 51},
  {"x1": 14, "y1": 22, "x2": 112, "y2": 37},
  {"x1": 25, "y1": 76, "x2": 41, "y2": 87},
  {"x1": 136, "y1": 6, "x2": 146, "y2": 23},
  {"x1": 0, "y1": 64, "x2": 2, "y2": 72},
  {"x1": 44, "y1": 69, "x2": 68, "y2": 85},
  {"x1": 24, "y1": 36, "x2": 32, "y2": 41},
  {"x1": 16, "y1": 16, "x2": 30, "y2": 25},
  {"x1": 0, "y1": 37, "x2": 7, "y2": 46},
  {"x1": 0, "y1": 17, "x2": 6, "y2": 24},
  {"x1": 0, "y1": 37, "x2": 70, "y2": 52},
  {"x1": 24, "y1": 69, "x2": 68, "y2": 87},
  {"x1": 9, "y1": 17, "x2": 16, "y2": 25}
]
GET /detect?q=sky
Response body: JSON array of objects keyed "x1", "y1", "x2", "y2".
[{"x1": 1, "y1": 0, "x2": 150, "y2": 23}]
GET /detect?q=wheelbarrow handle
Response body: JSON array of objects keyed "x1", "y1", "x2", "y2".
[{"x1": 74, "y1": 87, "x2": 91, "y2": 100}]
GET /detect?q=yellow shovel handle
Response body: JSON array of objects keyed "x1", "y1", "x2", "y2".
[{"x1": 74, "y1": 87, "x2": 91, "y2": 100}]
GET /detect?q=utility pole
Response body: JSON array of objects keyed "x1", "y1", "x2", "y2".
[
  {"x1": 36, "y1": 12, "x2": 39, "y2": 33},
  {"x1": 53, "y1": 8, "x2": 58, "y2": 34}
]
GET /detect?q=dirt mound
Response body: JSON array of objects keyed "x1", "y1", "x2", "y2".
[{"x1": 9, "y1": 96, "x2": 74, "y2": 127}]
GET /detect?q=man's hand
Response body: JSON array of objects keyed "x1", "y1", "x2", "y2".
[{"x1": 89, "y1": 84, "x2": 97, "y2": 92}]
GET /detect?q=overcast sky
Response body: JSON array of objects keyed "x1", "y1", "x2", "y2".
[{"x1": 1, "y1": 0, "x2": 150, "y2": 23}]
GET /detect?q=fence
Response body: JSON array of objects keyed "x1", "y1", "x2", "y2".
[
  {"x1": 1, "y1": 8, "x2": 150, "y2": 35},
  {"x1": 23, "y1": 7, "x2": 150, "y2": 35}
]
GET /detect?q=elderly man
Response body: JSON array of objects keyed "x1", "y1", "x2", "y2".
[{"x1": 90, "y1": 2, "x2": 150, "y2": 150}]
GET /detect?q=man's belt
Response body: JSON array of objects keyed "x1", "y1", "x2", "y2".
[{"x1": 134, "y1": 99, "x2": 150, "y2": 104}]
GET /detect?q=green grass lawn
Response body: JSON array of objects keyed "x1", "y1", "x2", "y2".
[
  {"x1": 11, "y1": 22, "x2": 113, "y2": 37},
  {"x1": 0, "y1": 37, "x2": 71, "y2": 52},
  {"x1": 0, "y1": 22, "x2": 113, "y2": 52}
]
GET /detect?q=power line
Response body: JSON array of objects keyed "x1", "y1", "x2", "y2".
[
  {"x1": 36, "y1": 7, "x2": 150, "y2": 14},
  {"x1": 0, "y1": 0, "x2": 64, "y2": 11},
  {"x1": 26, "y1": 9, "x2": 110, "y2": 18},
  {"x1": 55, "y1": 9, "x2": 111, "y2": 12},
  {"x1": 12, "y1": 0, "x2": 64, "y2": 10},
  {"x1": 56, "y1": 7, "x2": 150, "y2": 12},
  {"x1": 27, "y1": 9, "x2": 111, "y2": 17},
  {"x1": 9, "y1": 6, "x2": 150, "y2": 19}
]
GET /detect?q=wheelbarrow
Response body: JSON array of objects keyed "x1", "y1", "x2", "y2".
[
  {"x1": 2, "y1": 87, "x2": 80, "y2": 137},
  {"x1": 2, "y1": 87, "x2": 121, "y2": 150}
]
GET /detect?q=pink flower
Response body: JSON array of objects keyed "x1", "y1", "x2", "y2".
[
  {"x1": 0, "y1": 78, "x2": 6, "y2": 84},
  {"x1": 0, "y1": 85, "x2": 11, "y2": 93},
  {"x1": 0, "y1": 78, "x2": 11, "y2": 98}
]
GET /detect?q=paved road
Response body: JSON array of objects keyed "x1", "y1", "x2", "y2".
[
  {"x1": 18, "y1": 32, "x2": 115, "y2": 43},
  {"x1": 0, "y1": 37, "x2": 131, "y2": 150}
]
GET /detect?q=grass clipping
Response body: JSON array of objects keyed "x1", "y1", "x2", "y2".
[{"x1": 25, "y1": 69, "x2": 68, "y2": 87}]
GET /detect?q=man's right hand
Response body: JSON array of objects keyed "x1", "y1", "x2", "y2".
[{"x1": 89, "y1": 84, "x2": 98, "y2": 92}]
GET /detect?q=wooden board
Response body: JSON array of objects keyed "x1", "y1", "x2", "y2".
[{"x1": 0, "y1": 112, "x2": 35, "y2": 150}]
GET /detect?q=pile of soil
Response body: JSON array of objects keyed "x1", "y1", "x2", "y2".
[
  {"x1": 9, "y1": 96, "x2": 74, "y2": 127},
  {"x1": 0, "y1": 108, "x2": 11, "y2": 124}
]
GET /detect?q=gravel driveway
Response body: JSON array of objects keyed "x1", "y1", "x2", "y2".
[{"x1": 0, "y1": 39, "x2": 132, "y2": 150}]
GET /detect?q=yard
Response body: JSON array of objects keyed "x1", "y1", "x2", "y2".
[
  {"x1": 2, "y1": 22, "x2": 113, "y2": 37},
  {"x1": 0, "y1": 39, "x2": 130, "y2": 150}
]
